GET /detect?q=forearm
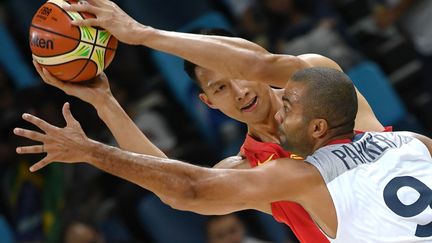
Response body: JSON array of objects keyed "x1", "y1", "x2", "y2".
[
  {"x1": 85, "y1": 140, "x2": 219, "y2": 208},
  {"x1": 137, "y1": 26, "x2": 273, "y2": 82},
  {"x1": 130, "y1": 25, "x2": 317, "y2": 87},
  {"x1": 95, "y1": 96, "x2": 167, "y2": 158},
  {"x1": 67, "y1": 2, "x2": 307, "y2": 86},
  {"x1": 85, "y1": 141, "x2": 254, "y2": 212}
]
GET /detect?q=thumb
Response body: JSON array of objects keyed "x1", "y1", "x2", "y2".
[
  {"x1": 62, "y1": 102, "x2": 78, "y2": 126},
  {"x1": 41, "y1": 68, "x2": 70, "y2": 90}
]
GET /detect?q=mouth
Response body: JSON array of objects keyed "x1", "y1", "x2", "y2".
[{"x1": 241, "y1": 96, "x2": 258, "y2": 112}]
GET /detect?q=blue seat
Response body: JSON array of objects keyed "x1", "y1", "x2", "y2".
[
  {"x1": 0, "y1": 215, "x2": 14, "y2": 243},
  {"x1": 347, "y1": 61, "x2": 425, "y2": 133},
  {"x1": 0, "y1": 21, "x2": 39, "y2": 89},
  {"x1": 347, "y1": 61, "x2": 406, "y2": 125},
  {"x1": 151, "y1": 12, "x2": 244, "y2": 155},
  {"x1": 137, "y1": 194, "x2": 206, "y2": 243}
]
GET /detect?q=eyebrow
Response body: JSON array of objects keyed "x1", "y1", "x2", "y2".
[
  {"x1": 206, "y1": 79, "x2": 216, "y2": 88},
  {"x1": 206, "y1": 79, "x2": 223, "y2": 89}
]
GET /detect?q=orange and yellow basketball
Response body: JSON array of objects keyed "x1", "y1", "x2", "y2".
[{"x1": 29, "y1": 0, "x2": 117, "y2": 82}]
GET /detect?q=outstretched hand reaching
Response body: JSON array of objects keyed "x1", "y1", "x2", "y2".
[
  {"x1": 14, "y1": 103, "x2": 92, "y2": 172},
  {"x1": 33, "y1": 60, "x2": 113, "y2": 107},
  {"x1": 63, "y1": 0, "x2": 145, "y2": 45}
]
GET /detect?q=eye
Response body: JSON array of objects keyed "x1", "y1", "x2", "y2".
[{"x1": 214, "y1": 85, "x2": 226, "y2": 94}]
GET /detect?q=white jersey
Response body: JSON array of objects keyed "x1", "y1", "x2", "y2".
[{"x1": 305, "y1": 132, "x2": 432, "y2": 242}]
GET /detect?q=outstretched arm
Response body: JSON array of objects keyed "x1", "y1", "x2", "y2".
[
  {"x1": 33, "y1": 61, "x2": 167, "y2": 158},
  {"x1": 63, "y1": 1, "x2": 384, "y2": 132},
  {"x1": 33, "y1": 62, "x2": 248, "y2": 168},
  {"x1": 13, "y1": 104, "x2": 317, "y2": 215},
  {"x1": 63, "y1": 1, "x2": 311, "y2": 88},
  {"x1": 62, "y1": 1, "x2": 384, "y2": 132},
  {"x1": 67, "y1": 1, "x2": 341, "y2": 89}
]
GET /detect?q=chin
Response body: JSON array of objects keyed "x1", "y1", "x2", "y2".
[
  {"x1": 282, "y1": 142, "x2": 295, "y2": 153},
  {"x1": 279, "y1": 136, "x2": 291, "y2": 151},
  {"x1": 281, "y1": 142, "x2": 291, "y2": 152},
  {"x1": 281, "y1": 139, "x2": 305, "y2": 156}
]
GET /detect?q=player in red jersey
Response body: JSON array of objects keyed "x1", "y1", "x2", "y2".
[{"x1": 27, "y1": 1, "x2": 386, "y2": 242}]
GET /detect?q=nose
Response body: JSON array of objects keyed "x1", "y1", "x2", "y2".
[
  {"x1": 232, "y1": 81, "x2": 249, "y2": 101},
  {"x1": 275, "y1": 109, "x2": 284, "y2": 124}
]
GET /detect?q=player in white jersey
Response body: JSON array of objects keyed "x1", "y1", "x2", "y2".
[
  {"x1": 307, "y1": 131, "x2": 432, "y2": 242},
  {"x1": 14, "y1": 67, "x2": 432, "y2": 242}
]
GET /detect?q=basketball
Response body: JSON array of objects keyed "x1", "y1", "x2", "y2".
[{"x1": 29, "y1": 0, "x2": 118, "y2": 82}]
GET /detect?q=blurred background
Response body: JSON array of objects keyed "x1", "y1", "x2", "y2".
[{"x1": 0, "y1": 0, "x2": 431, "y2": 242}]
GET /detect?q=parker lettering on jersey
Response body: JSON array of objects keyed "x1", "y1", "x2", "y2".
[
  {"x1": 325, "y1": 133, "x2": 410, "y2": 170},
  {"x1": 306, "y1": 132, "x2": 432, "y2": 242}
]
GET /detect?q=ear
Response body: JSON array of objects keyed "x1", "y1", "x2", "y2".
[
  {"x1": 310, "y1": 118, "x2": 329, "y2": 139},
  {"x1": 199, "y1": 93, "x2": 217, "y2": 109}
]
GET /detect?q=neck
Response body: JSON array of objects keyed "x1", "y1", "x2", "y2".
[
  {"x1": 311, "y1": 131, "x2": 356, "y2": 155},
  {"x1": 246, "y1": 89, "x2": 283, "y2": 143}
]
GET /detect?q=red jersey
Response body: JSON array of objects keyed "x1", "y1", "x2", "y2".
[
  {"x1": 239, "y1": 127, "x2": 392, "y2": 243},
  {"x1": 240, "y1": 135, "x2": 328, "y2": 243}
]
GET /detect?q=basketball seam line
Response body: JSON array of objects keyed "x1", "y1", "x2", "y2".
[
  {"x1": 68, "y1": 28, "x2": 99, "y2": 81},
  {"x1": 32, "y1": 59, "x2": 87, "y2": 67},
  {"x1": 30, "y1": 24, "x2": 117, "y2": 51},
  {"x1": 53, "y1": 1, "x2": 111, "y2": 44},
  {"x1": 45, "y1": 2, "x2": 84, "y2": 44}
]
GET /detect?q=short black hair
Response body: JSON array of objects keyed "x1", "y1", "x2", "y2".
[
  {"x1": 291, "y1": 67, "x2": 358, "y2": 133},
  {"x1": 183, "y1": 28, "x2": 235, "y2": 89}
]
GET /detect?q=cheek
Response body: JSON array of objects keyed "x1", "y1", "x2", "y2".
[
  {"x1": 279, "y1": 118, "x2": 292, "y2": 136},
  {"x1": 280, "y1": 116, "x2": 305, "y2": 138},
  {"x1": 217, "y1": 101, "x2": 236, "y2": 112},
  {"x1": 213, "y1": 92, "x2": 234, "y2": 106},
  {"x1": 208, "y1": 96, "x2": 228, "y2": 108},
  {"x1": 214, "y1": 103, "x2": 243, "y2": 121},
  {"x1": 274, "y1": 110, "x2": 284, "y2": 124}
]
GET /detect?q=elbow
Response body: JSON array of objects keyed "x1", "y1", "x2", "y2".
[
  {"x1": 246, "y1": 53, "x2": 275, "y2": 81},
  {"x1": 159, "y1": 181, "x2": 202, "y2": 211},
  {"x1": 159, "y1": 196, "x2": 190, "y2": 211},
  {"x1": 250, "y1": 54, "x2": 303, "y2": 81}
]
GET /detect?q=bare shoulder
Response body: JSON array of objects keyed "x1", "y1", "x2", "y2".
[
  {"x1": 252, "y1": 158, "x2": 324, "y2": 201},
  {"x1": 297, "y1": 54, "x2": 342, "y2": 71},
  {"x1": 397, "y1": 132, "x2": 432, "y2": 154},
  {"x1": 213, "y1": 156, "x2": 251, "y2": 169}
]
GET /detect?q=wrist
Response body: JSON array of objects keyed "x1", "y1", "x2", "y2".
[
  {"x1": 134, "y1": 24, "x2": 158, "y2": 46},
  {"x1": 83, "y1": 88, "x2": 112, "y2": 108},
  {"x1": 95, "y1": 95, "x2": 119, "y2": 116},
  {"x1": 83, "y1": 138, "x2": 107, "y2": 165}
]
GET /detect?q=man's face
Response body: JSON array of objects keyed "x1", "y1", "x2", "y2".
[
  {"x1": 196, "y1": 67, "x2": 273, "y2": 124},
  {"x1": 275, "y1": 80, "x2": 313, "y2": 155}
]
